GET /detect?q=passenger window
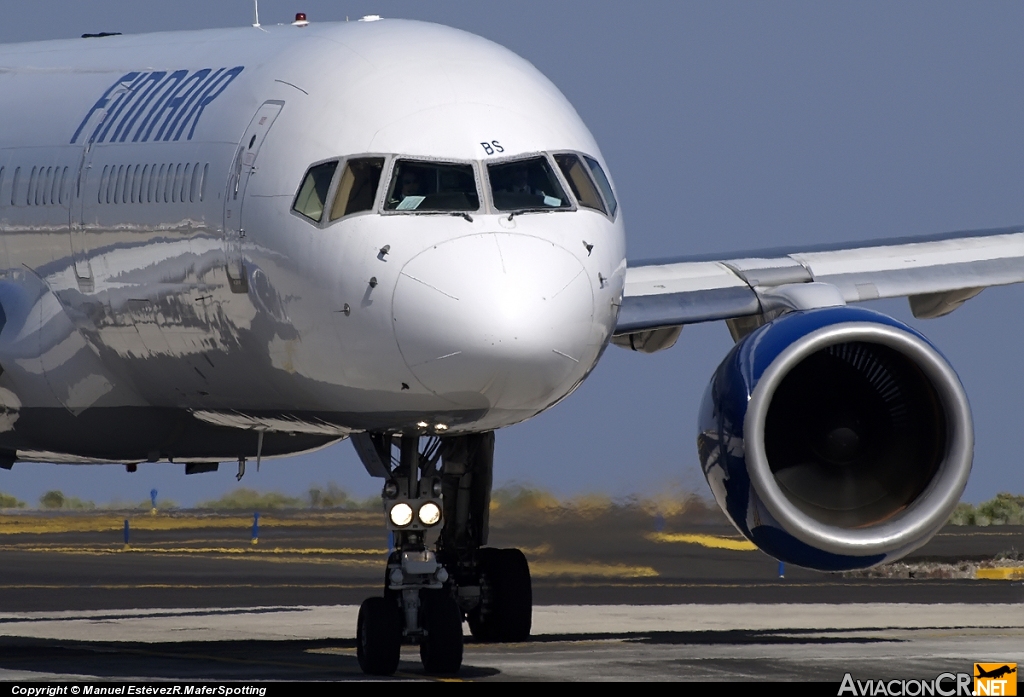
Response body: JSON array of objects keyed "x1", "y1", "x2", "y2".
[
  {"x1": 554, "y1": 154, "x2": 606, "y2": 214},
  {"x1": 99, "y1": 166, "x2": 109, "y2": 204},
  {"x1": 488, "y1": 156, "x2": 571, "y2": 212},
  {"x1": 10, "y1": 167, "x2": 20, "y2": 207},
  {"x1": 115, "y1": 165, "x2": 126, "y2": 205},
  {"x1": 200, "y1": 163, "x2": 209, "y2": 202},
  {"x1": 43, "y1": 167, "x2": 54, "y2": 205},
  {"x1": 293, "y1": 161, "x2": 338, "y2": 222},
  {"x1": 155, "y1": 165, "x2": 163, "y2": 203},
  {"x1": 330, "y1": 157, "x2": 384, "y2": 221},
  {"x1": 10, "y1": 167, "x2": 19, "y2": 206},
  {"x1": 159, "y1": 164, "x2": 169, "y2": 203},
  {"x1": 28, "y1": 166, "x2": 38, "y2": 206},
  {"x1": 171, "y1": 163, "x2": 182, "y2": 204},
  {"x1": 189, "y1": 162, "x2": 201, "y2": 203},
  {"x1": 58, "y1": 167, "x2": 69, "y2": 206},
  {"x1": 385, "y1": 160, "x2": 478, "y2": 212},
  {"x1": 584, "y1": 155, "x2": 617, "y2": 217},
  {"x1": 128, "y1": 164, "x2": 138, "y2": 204}
]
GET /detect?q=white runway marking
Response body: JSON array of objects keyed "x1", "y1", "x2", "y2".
[{"x1": 0, "y1": 603, "x2": 1022, "y2": 643}]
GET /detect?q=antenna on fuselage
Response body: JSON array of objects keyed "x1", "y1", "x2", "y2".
[{"x1": 252, "y1": 0, "x2": 261, "y2": 27}]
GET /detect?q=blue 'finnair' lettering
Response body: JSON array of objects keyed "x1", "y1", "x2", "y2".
[{"x1": 70, "y1": 67, "x2": 245, "y2": 145}]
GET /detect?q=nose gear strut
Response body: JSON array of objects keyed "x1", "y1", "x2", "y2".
[{"x1": 353, "y1": 431, "x2": 533, "y2": 676}]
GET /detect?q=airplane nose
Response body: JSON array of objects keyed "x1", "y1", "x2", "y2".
[{"x1": 393, "y1": 233, "x2": 596, "y2": 412}]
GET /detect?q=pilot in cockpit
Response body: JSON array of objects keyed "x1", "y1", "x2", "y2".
[
  {"x1": 507, "y1": 165, "x2": 535, "y2": 195},
  {"x1": 491, "y1": 163, "x2": 537, "y2": 198},
  {"x1": 399, "y1": 169, "x2": 423, "y2": 199}
]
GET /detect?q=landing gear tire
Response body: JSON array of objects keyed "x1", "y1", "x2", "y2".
[
  {"x1": 419, "y1": 590, "x2": 464, "y2": 674},
  {"x1": 469, "y1": 547, "x2": 532, "y2": 642},
  {"x1": 357, "y1": 596, "x2": 402, "y2": 676}
]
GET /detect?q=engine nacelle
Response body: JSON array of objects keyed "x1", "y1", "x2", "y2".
[{"x1": 698, "y1": 306, "x2": 973, "y2": 571}]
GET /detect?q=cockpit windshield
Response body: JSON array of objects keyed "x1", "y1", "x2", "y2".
[
  {"x1": 385, "y1": 160, "x2": 479, "y2": 212},
  {"x1": 487, "y1": 156, "x2": 570, "y2": 212}
]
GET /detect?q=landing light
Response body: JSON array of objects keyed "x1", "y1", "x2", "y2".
[
  {"x1": 389, "y1": 503, "x2": 413, "y2": 527},
  {"x1": 434, "y1": 423, "x2": 448, "y2": 432},
  {"x1": 418, "y1": 502, "x2": 441, "y2": 526},
  {"x1": 416, "y1": 421, "x2": 429, "y2": 429}
]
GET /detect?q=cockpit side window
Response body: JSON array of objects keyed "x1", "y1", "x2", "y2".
[
  {"x1": 554, "y1": 154, "x2": 606, "y2": 215},
  {"x1": 488, "y1": 156, "x2": 571, "y2": 212},
  {"x1": 385, "y1": 160, "x2": 479, "y2": 212},
  {"x1": 292, "y1": 161, "x2": 337, "y2": 222},
  {"x1": 330, "y1": 157, "x2": 384, "y2": 221},
  {"x1": 584, "y1": 155, "x2": 618, "y2": 217}
]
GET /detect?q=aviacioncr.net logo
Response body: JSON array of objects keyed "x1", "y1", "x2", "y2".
[{"x1": 839, "y1": 673, "x2": 973, "y2": 696}]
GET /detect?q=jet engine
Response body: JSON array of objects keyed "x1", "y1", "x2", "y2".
[{"x1": 698, "y1": 306, "x2": 972, "y2": 571}]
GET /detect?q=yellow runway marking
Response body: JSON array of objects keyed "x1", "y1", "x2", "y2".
[
  {"x1": 529, "y1": 561, "x2": 658, "y2": 578},
  {"x1": 646, "y1": 532, "x2": 758, "y2": 551},
  {"x1": 308, "y1": 647, "x2": 357, "y2": 657},
  {"x1": 533, "y1": 579, "x2": 989, "y2": 589},
  {"x1": 0, "y1": 582, "x2": 378, "y2": 591},
  {"x1": 0, "y1": 512, "x2": 378, "y2": 535},
  {"x1": 103, "y1": 538, "x2": 378, "y2": 547},
  {"x1": 975, "y1": 567, "x2": 1024, "y2": 580},
  {"x1": 0, "y1": 544, "x2": 386, "y2": 555}
]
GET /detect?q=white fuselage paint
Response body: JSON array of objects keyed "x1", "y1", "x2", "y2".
[{"x1": 0, "y1": 19, "x2": 625, "y2": 460}]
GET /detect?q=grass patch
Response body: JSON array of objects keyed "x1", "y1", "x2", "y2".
[
  {"x1": 196, "y1": 488, "x2": 304, "y2": 511},
  {"x1": 0, "y1": 491, "x2": 25, "y2": 509},
  {"x1": 308, "y1": 483, "x2": 379, "y2": 511},
  {"x1": 488, "y1": 483, "x2": 726, "y2": 526},
  {"x1": 39, "y1": 490, "x2": 95, "y2": 510},
  {"x1": 196, "y1": 483, "x2": 379, "y2": 511},
  {"x1": 949, "y1": 493, "x2": 1024, "y2": 526}
]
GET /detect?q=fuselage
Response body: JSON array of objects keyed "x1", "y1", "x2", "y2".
[{"x1": 0, "y1": 18, "x2": 625, "y2": 463}]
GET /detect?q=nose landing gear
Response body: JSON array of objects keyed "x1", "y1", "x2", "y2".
[{"x1": 352, "y1": 431, "x2": 533, "y2": 676}]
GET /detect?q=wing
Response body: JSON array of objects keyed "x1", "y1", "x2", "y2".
[{"x1": 616, "y1": 225, "x2": 1024, "y2": 340}]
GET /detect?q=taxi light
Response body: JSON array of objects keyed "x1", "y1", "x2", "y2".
[
  {"x1": 418, "y1": 501, "x2": 441, "y2": 526},
  {"x1": 389, "y1": 502, "x2": 413, "y2": 526}
]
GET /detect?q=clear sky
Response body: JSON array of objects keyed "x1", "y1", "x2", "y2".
[{"x1": 0, "y1": 1, "x2": 1022, "y2": 507}]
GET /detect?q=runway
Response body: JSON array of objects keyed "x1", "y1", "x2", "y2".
[
  {"x1": 0, "y1": 604, "x2": 1020, "y2": 681},
  {"x1": 0, "y1": 511, "x2": 1020, "y2": 681}
]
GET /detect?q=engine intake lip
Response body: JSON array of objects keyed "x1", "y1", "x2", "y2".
[{"x1": 744, "y1": 321, "x2": 973, "y2": 556}]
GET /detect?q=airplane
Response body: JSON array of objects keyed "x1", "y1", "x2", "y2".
[
  {"x1": 976, "y1": 666, "x2": 1017, "y2": 680},
  {"x1": 1, "y1": 12, "x2": 1023, "y2": 677}
]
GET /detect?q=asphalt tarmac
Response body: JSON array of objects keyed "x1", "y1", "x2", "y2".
[{"x1": 0, "y1": 510, "x2": 1020, "y2": 681}]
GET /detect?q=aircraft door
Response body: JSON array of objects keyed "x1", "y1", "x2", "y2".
[
  {"x1": 224, "y1": 100, "x2": 283, "y2": 293},
  {"x1": 70, "y1": 77, "x2": 134, "y2": 289}
]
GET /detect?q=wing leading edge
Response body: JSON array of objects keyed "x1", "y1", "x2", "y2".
[{"x1": 616, "y1": 226, "x2": 1024, "y2": 336}]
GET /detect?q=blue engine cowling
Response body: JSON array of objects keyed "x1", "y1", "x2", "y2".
[{"x1": 698, "y1": 306, "x2": 973, "y2": 571}]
